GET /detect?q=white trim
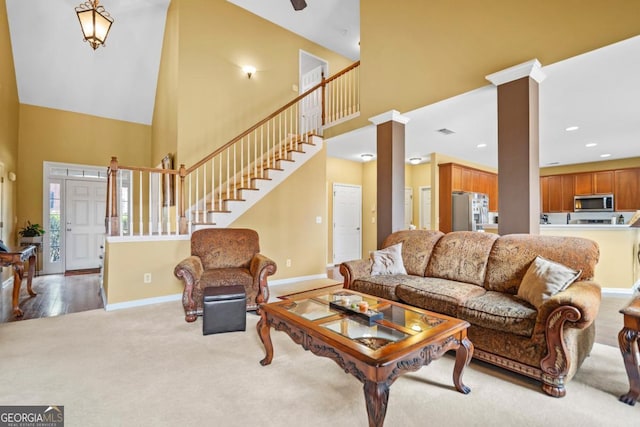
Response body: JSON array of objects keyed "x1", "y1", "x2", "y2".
[
  {"x1": 369, "y1": 109, "x2": 410, "y2": 126},
  {"x1": 601, "y1": 287, "x2": 635, "y2": 296},
  {"x1": 2, "y1": 276, "x2": 13, "y2": 289},
  {"x1": 105, "y1": 293, "x2": 182, "y2": 311},
  {"x1": 106, "y1": 234, "x2": 190, "y2": 243},
  {"x1": 486, "y1": 59, "x2": 546, "y2": 85},
  {"x1": 269, "y1": 274, "x2": 328, "y2": 287}
]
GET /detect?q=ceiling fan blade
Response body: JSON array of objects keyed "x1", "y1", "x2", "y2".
[{"x1": 290, "y1": 0, "x2": 307, "y2": 11}]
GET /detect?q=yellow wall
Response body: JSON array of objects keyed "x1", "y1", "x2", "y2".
[
  {"x1": 325, "y1": 0, "x2": 640, "y2": 137},
  {"x1": 16, "y1": 105, "x2": 152, "y2": 230},
  {"x1": 171, "y1": 0, "x2": 353, "y2": 168},
  {"x1": 231, "y1": 146, "x2": 328, "y2": 279},
  {"x1": 104, "y1": 238, "x2": 189, "y2": 304},
  {"x1": 151, "y1": 0, "x2": 179, "y2": 167},
  {"x1": 0, "y1": 0, "x2": 19, "y2": 283}
]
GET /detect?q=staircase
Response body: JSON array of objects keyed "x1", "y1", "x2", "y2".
[{"x1": 105, "y1": 61, "x2": 360, "y2": 237}]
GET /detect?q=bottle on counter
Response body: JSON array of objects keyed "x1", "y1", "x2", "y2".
[
  {"x1": 619, "y1": 214, "x2": 625, "y2": 224},
  {"x1": 566, "y1": 213, "x2": 571, "y2": 224}
]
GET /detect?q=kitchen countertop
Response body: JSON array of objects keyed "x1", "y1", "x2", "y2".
[{"x1": 480, "y1": 223, "x2": 634, "y2": 230}]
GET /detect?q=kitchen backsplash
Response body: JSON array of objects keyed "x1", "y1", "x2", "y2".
[{"x1": 543, "y1": 211, "x2": 634, "y2": 225}]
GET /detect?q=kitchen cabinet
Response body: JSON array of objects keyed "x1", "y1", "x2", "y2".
[
  {"x1": 439, "y1": 163, "x2": 498, "y2": 232},
  {"x1": 615, "y1": 168, "x2": 640, "y2": 211},
  {"x1": 541, "y1": 174, "x2": 574, "y2": 212},
  {"x1": 575, "y1": 171, "x2": 614, "y2": 195}
]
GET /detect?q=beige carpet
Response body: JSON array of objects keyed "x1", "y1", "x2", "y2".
[{"x1": 0, "y1": 301, "x2": 637, "y2": 427}]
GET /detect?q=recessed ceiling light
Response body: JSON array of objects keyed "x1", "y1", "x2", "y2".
[
  {"x1": 565, "y1": 126, "x2": 579, "y2": 132},
  {"x1": 476, "y1": 143, "x2": 487, "y2": 148},
  {"x1": 360, "y1": 153, "x2": 374, "y2": 162},
  {"x1": 585, "y1": 143, "x2": 597, "y2": 148},
  {"x1": 408, "y1": 157, "x2": 421, "y2": 165},
  {"x1": 600, "y1": 153, "x2": 612, "y2": 158}
]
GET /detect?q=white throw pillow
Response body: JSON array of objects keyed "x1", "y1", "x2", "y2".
[
  {"x1": 517, "y1": 256, "x2": 582, "y2": 308},
  {"x1": 370, "y1": 243, "x2": 407, "y2": 276}
]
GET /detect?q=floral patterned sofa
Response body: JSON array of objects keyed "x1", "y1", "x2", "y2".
[{"x1": 339, "y1": 230, "x2": 601, "y2": 397}]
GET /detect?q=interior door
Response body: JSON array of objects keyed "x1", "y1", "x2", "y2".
[
  {"x1": 420, "y1": 187, "x2": 432, "y2": 229},
  {"x1": 65, "y1": 180, "x2": 106, "y2": 271},
  {"x1": 300, "y1": 64, "x2": 323, "y2": 134},
  {"x1": 333, "y1": 184, "x2": 362, "y2": 265},
  {"x1": 404, "y1": 187, "x2": 413, "y2": 229}
]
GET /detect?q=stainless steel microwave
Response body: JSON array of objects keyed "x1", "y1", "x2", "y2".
[{"x1": 574, "y1": 194, "x2": 614, "y2": 212}]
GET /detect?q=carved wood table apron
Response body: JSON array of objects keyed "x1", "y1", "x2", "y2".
[
  {"x1": 618, "y1": 295, "x2": 640, "y2": 405},
  {"x1": 0, "y1": 245, "x2": 37, "y2": 318},
  {"x1": 257, "y1": 289, "x2": 473, "y2": 427}
]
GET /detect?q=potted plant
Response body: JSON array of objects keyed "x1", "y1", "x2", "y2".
[{"x1": 18, "y1": 221, "x2": 46, "y2": 243}]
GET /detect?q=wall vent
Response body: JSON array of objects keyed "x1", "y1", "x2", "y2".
[{"x1": 436, "y1": 128, "x2": 455, "y2": 135}]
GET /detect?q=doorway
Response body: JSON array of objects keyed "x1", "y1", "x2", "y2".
[
  {"x1": 332, "y1": 183, "x2": 362, "y2": 265},
  {"x1": 419, "y1": 186, "x2": 432, "y2": 229},
  {"x1": 299, "y1": 50, "x2": 328, "y2": 135},
  {"x1": 43, "y1": 162, "x2": 108, "y2": 274}
]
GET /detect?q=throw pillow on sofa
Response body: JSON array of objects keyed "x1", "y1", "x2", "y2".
[
  {"x1": 517, "y1": 255, "x2": 582, "y2": 308},
  {"x1": 370, "y1": 243, "x2": 407, "y2": 276}
]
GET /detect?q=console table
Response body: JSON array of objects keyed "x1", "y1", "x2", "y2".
[
  {"x1": 618, "y1": 294, "x2": 640, "y2": 405},
  {"x1": 0, "y1": 245, "x2": 37, "y2": 317}
]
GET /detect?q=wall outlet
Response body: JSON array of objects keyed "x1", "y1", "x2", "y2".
[
  {"x1": 143, "y1": 273, "x2": 152, "y2": 283},
  {"x1": 286, "y1": 259, "x2": 291, "y2": 267},
  {"x1": 316, "y1": 216, "x2": 322, "y2": 224}
]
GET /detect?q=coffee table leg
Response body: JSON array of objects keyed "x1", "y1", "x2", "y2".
[
  {"x1": 257, "y1": 308, "x2": 274, "y2": 366},
  {"x1": 453, "y1": 336, "x2": 473, "y2": 394},
  {"x1": 618, "y1": 327, "x2": 640, "y2": 405},
  {"x1": 363, "y1": 381, "x2": 389, "y2": 427}
]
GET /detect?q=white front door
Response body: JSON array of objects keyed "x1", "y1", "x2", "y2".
[
  {"x1": 333, "y1": 183, "x2": 362, "y2": 265},
  {"x1": 65, "y1": 180, "x2": 106, "y2": 270}
]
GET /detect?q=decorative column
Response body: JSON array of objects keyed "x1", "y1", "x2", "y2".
[
  {"x1": 369, "y1": 110, "x2": 410, "y2": 249},
  {"x1": 486, "y1": 60, "x2": 546, "y2": 235}
]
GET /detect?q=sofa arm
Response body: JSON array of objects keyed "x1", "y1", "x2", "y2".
[
  {"x1": 535, "y1": 280, "x2": 602, "y2": 331},
  {"x1": 174, "y1": 256, "x2": 204, "y2": 322},
  {"x1": 250, "y1": 253, "x2": 278, "y2": 305},
  {"x1": 339, "y1": 259, "x2": 373, "y2": 289}
]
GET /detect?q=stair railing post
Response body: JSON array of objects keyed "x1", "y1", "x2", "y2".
[
  {"x1": 321, "y1": 71, "x2": 326, "y2": 127},
  {"x1": 108, "y1": 156, "x2": 120, "y2": 236},
  {"x1": 178, "y1": 164, "x2": 188, "y2": 234}
]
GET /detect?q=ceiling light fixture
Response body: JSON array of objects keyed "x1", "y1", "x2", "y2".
[
  {"x1": 290, "y1": 0, "x2": 308, "y2": 11},
  {"x1": 76, "y1": 0, "x2": 114, "y2": 50},
  {"x1": 476, "y1": 143, "x2": 487, "y2": 148},
  {"x1": 600, "y1": 153, "x2": 612, "y2": 158},
  {"x1": 242, "y1": 65, "x2": 256, "y2": 79},
  {"x1": 585, "y1": 143, "x2": 597, "y2": 147},
  {"x1": 360, "y1": 153, "x2": 374, "y2": 162},
  {"x1": 565, "y1": 126, "x2": 579, "y2": 132},
  {"x1": 409, "y1": 157, "x2": 421, "y2": 165}
]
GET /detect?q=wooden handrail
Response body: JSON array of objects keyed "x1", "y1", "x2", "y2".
[
  {"x1": 116, "y1": 164, "x2": 180, "y2": 175},
  {"x1": 187, "y1": 61, "x2": 360, "y2": 174}
]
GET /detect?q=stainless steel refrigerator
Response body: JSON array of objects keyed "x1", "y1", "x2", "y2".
[{"x1": 452, "y1": 191, "x2": 489, "y2": 231}]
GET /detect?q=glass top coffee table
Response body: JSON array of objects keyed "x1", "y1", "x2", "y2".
[{"x1": 257, "y1": 289, "x2": 473, "y2": 427}]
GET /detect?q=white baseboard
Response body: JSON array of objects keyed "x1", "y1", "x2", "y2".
[
  {"x1": 2, "y1": 276, "x2": 13, "y2": 289},
  {"x1": 269, "y1": 274, "x2": 328, "y2": 286},
  {"x1": 105, "y1": 293, "x2": 182, "y2": 311}
]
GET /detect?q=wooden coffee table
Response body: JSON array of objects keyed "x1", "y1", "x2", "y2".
[{"x1": 257, "y1": 289, "x2": 473, "y2": 427}]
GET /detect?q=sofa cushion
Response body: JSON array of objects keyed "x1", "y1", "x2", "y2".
[
  {"x1": 370, "y1": 243, "x2": 407, "y2": 275},
  {"x1": 396, "y1": 277, "x2": 487, "y2": 317},
  {"x1": 425, "y1": 231, "x2": 498, "y2": 286},
  {"x1": 382, "y1": 230, "x2": 444, "y2": 276},
  {"x1": 351, "y1": 275, "x2": 412, "y2": 301},
  {"x1": 459, "y1": 291, "x2": 537, "y2": 337},
  {"x1": 484, "y1": 234, "x2": 599, "y2": 294},
  {"x1": 517, "y1": 256, "x2": 581, "y2": 308}
]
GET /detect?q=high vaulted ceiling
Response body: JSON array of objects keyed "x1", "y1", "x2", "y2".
[{"x1": 5, "y1": 1, "x2": 639, "y2": 168}]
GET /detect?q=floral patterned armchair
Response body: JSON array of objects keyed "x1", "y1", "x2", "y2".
[{"x1": 174, "y1": 228, "x2": 277, "y2": 322}]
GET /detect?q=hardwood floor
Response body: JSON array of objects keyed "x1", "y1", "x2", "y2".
[
  {"x1": 1, "y1": 267, "x2": 634, "y2": 352},
  {"x1": 1, "y1": 273, "x2": 104, "y2": 323}
]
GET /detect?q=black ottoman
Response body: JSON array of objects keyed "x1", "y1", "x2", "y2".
[{"x1": 202, "y1": 285, "x2": 247, "y2": 335}]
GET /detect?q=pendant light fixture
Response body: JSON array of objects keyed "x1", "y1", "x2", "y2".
[{"x1": 76, "y1": 0, "x2": 114, "y2": 50}]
